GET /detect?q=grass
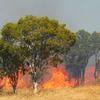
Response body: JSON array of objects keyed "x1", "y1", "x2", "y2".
[{"x1": 0, "y1": 85, "x2": 100, "y2": 100}]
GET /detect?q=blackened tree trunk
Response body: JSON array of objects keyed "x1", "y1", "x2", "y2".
[{"x1": 9, "y1": 72, "x2": 18, "y2": 93}]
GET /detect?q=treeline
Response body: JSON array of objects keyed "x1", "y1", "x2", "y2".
[{"x1": 0, "y1": 15, "x2": 100, "y2": 93}]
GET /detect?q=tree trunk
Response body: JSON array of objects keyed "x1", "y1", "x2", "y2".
[
  {"x1": 33, "y1": 82, "x2": 38, "y2": 93},
  {"x1": 32, "y1": 71, "x2": 39, "y2": 93},
  {"x1": 12, "y1": 83, "x2": 17, "y2": 93},
  {"x1": 10, "y1": 72, "x2": 18, "y2": 93},
  {"x1": 94, "y1": 50, "x2": 98, "y2": 79}
]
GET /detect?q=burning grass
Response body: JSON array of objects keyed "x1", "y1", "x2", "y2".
[
  {"x1": 0, "y1": 65, "x2": 78, "y2": 91},
  {"x1": 42, "y1": 66, "x2": 77, "y2": 89},
  {"x1": 0, "y1": 65, "x2": 96, "y2": 92}
]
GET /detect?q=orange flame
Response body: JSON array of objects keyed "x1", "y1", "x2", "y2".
[
  {"x1": 0, "y1": 70, "x2": 32, "y2": 90},
  {"x1": 17, "y1": 70, "x2": 26, "y2": 88},
  {"x1": 0, "y1": 66, "x2": 96, "y2": 90},
  {"x1": 42, "y1": 65, "x2": 76, "y2": 89},
  {"x1": 2, "y1": 77, "x2": 12, "y2": 90}
]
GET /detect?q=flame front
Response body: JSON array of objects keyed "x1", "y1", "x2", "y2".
[
  {"x1": 42, "y1": 65, "x2": 76, "y2": 89},
  {"x1": 0, "y1": 66, "x2": 95, "y2": 90}
]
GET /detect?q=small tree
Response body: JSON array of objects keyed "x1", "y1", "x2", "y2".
[{"x1": 0, "y1": 23, "x2": 26, "y2": 93}]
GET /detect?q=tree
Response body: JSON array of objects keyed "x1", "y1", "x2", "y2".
[
  {"x1": 90, "y1": 32, "x2": 100, "y2": 79},
  {"x1": 0, "y1": 23, "x2": 26, "y2": 93},
  {"x1": 17, "y1": 16, "x2": 76, "y2": 92},
  {"x1": 65, "y1": 30, "x2": 92, "y2": 84}
]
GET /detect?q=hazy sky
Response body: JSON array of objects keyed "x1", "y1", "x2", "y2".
[{"x1": 0, "y1": 0, "x2": 100, "y2": 32}]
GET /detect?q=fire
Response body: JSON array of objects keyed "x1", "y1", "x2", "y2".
[
  {"x1": 2, "y1": 76, "x2": 26, "y2": 90},
  {"x1": 2, "y1": 77, "x2": 12, "y2": 90},
  {"x1": 42, "y1": 65, "x2": 76, "y2": 89},
  {"x1": 17, "y1": 70, "x2": 26, "y2": 88},
  {"x1": 0, "y1": 70, "x2": 31, "y2": 90},
  {"x1": 0, "y1": 65, "x2": 96, "y2": 91}
]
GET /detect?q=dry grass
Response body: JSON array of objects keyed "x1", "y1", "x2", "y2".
[{"x1": 0, "y1": 85, "x2": 100, "y2": 100}]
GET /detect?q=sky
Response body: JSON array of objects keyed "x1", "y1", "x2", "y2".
[{"x1": 0, "y1": 0, "x2": 100, "y2": 33}]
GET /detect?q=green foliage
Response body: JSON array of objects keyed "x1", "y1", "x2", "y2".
[
  {"x1": 89, "y1": 32, "x2": 100, "y2": 53},
  {"x1": 17, "y1": 15, "x2": 76, "y2": 68},
  {"x1": 0, "y1": 22, "x2": 26, "y2": 93}
]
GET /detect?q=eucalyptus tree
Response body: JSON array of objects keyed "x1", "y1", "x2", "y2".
[
  {"x1": 0, "y1": 23, "x2": 27, "y2": 93},
  {"x1": 65, "y1": 30, "x2": 92, "y2": 84},
  {"x1": 90, "y1": 32, "x2": 100, "y2": 79},
  {"x1": 17, "y1": 15, "x2": 76, "y2": 92}
]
